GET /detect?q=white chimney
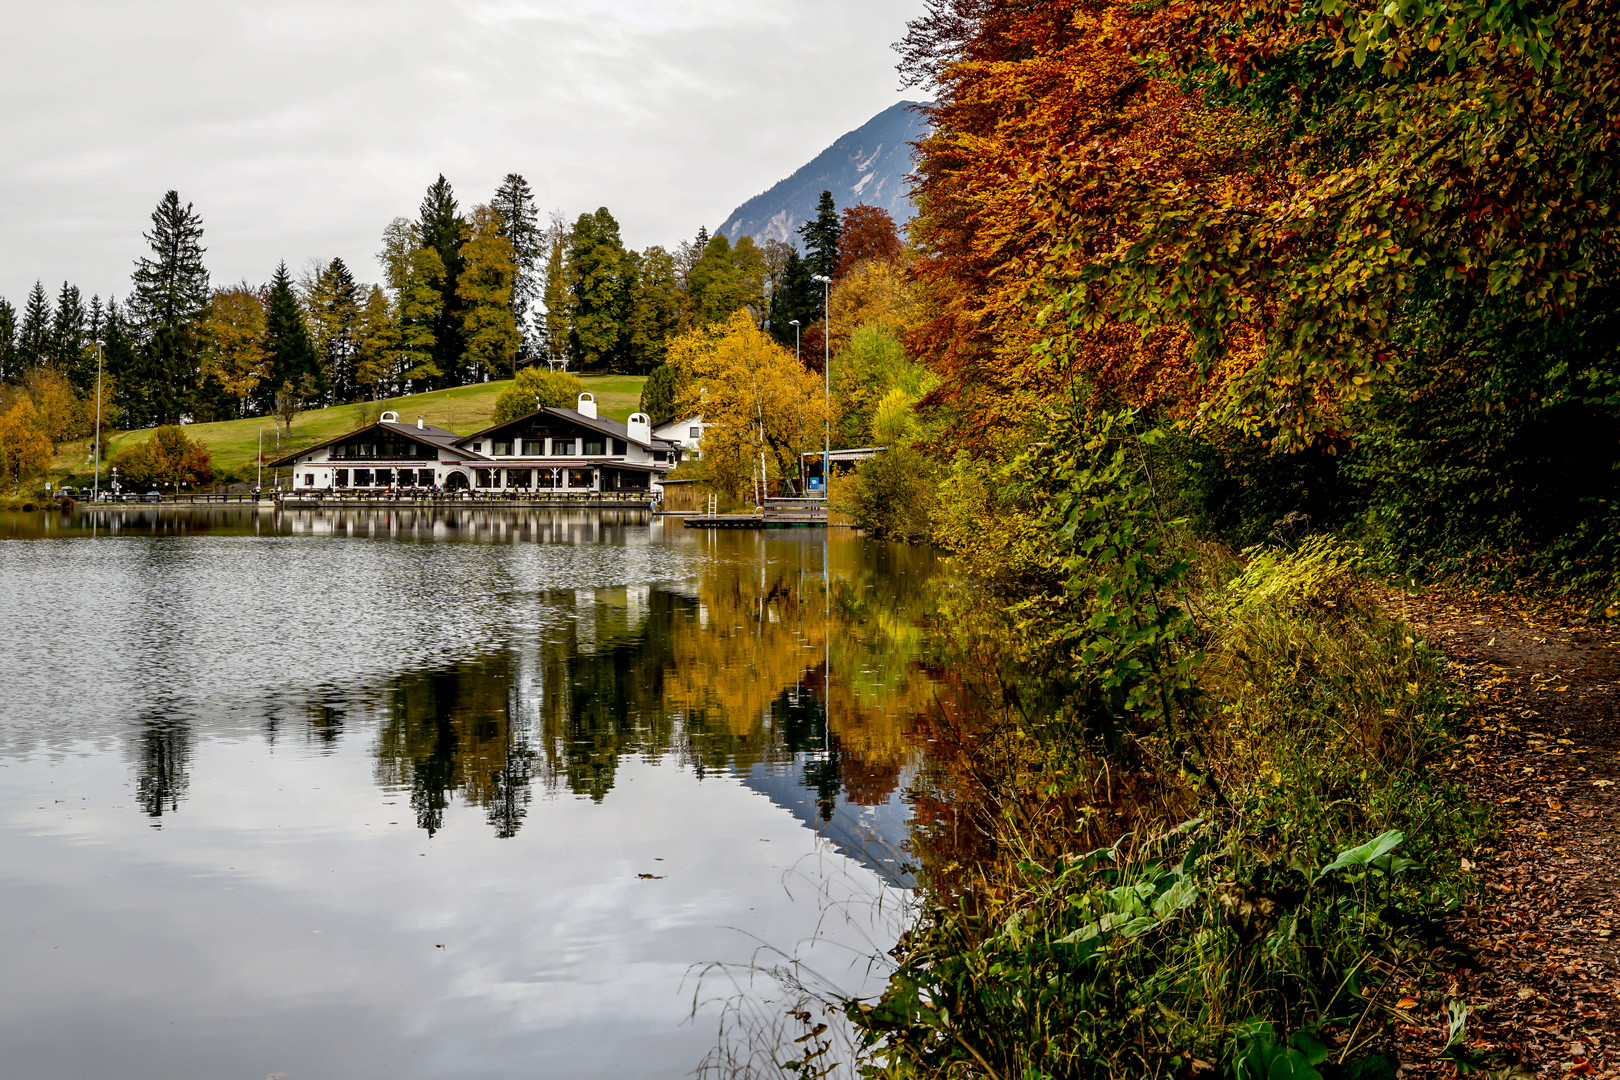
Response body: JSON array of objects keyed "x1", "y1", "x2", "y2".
[
  {"x1": 416, "y1": 417, "x2": 424, "y2": 429},
  {"x1": 627, "y1": 412, "x2": 651, "y2": 444},
  {"x1": 577, "y1": 392, "x2": 597, "y2": 419}
]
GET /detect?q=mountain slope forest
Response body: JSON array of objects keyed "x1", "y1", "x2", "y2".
[{"x1": 775, "y1": 1, "x2": 1620, "y2": 1078}]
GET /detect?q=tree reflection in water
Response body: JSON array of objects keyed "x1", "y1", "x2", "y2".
[{"x1": 132, "y1": 716, "x2": 192, "y2": 823}]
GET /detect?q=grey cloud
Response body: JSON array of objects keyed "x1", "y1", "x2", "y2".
[{"x1": 0, "y1": 0, "x2": 924, "y2": 304}]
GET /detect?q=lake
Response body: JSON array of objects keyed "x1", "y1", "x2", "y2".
[{"x1": 0, "y1": 507, "x2": 943, "y2": 1079}]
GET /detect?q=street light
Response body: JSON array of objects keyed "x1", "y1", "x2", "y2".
[
  {"x1": 91, "y1": 338, "x2": 106, "y2": 502},
  {"x1": 811, "y1": 275, "x2": 832, "y2": 498},
  {"x1": 789, "y1": 319, "x2": 800, "y2": 362}
]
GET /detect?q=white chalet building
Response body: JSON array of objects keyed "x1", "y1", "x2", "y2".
[
  {"x1": 652, "y1": 414, "x2": 707, "y2": 459},
  {"x1": 271, "y1": 393, "x2": 681, "y2": 494}
]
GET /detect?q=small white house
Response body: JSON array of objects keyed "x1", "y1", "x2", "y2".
[
  {"x1": 270, "y1": 397, "x2": 682, "y2": 493},
  {"x1": 653, "y1": 414, "x2": 707, "y2": 459}
]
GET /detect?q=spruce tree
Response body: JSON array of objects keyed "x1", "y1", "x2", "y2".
[
  {"x1": 20, "y1": 281, "x2": 51, "y2": 366},
  {"x1": 50, "y1": 281, "x2": 89, "y2": 386},
  {"x1": 418, "y1": 175, "x2": 467, "y2": 386},
  {"x1": 102, "y1": 299, "x2": 140, "y2": 417},
  {"x1": 308, "y1": 258, "x2": 361, "y2": 403},
  {"x1": 0, "y1": 297, "x2": 17, "y2": 382},
  {"x1": 491, "y1": 173, "x2": 542, "y2": 358},
  {"x1": 798, "y1": 190, "x2": 841, "y2": 283},
  {"x1": 259, "y1": 261, "x2": 322, "y2": 414},
  {"x1": 129, "y1": 191, "x2": 210, "y2": 424},
  {"x1": 769, "y1": 247, "x2": 820, "y2": 352}
]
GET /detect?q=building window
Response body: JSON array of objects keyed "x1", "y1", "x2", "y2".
[
  {"x1": 493, "y1": 440, "x2": 512, "y2": 456},
  {"x1": 536, "y1": 469, "x2": 556, "y2": 488},
  {"x1": 689, "y1": 427, "x2": 701, "y2": 439},
  {"x1": 567, "y1": 468, "x2": 594, "y2": 489},
  {"x1": 305, "y1": 474, "x2": 315, "y2": 487},
  {"x1": 473, "y1": 442, "x2": 483, "y2": 453},
  {"x1": 552, "y1": 439, "x2": 574, "y2": 456},
  {"x1": 335, "y1": 469, "x2": 348, "y2": 487},
  {"x1": 506, "y1": 468, "x2": 533, "y2": 488},
  {"x1": 582, "y1": 437, "x2": 605, "y2": 456},
  {"x1": 475, "y1": 468, "x2": 493, "y2": 488},
  {"x1": 522, "y1": 439, "x2": 542, "y2": 455},
  {"x1": 612, "y1": 438, "x2": 627, "y2": 455},
  {"x1": 354, "y1": 469, "x2": 373, "y2": 486}
]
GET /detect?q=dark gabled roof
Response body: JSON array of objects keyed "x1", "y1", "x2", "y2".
[
  {"x1": 459, "y1": 407, "x2": 677, "y2": 452},
  {"x1": 268, "y1": 420, "x2": 483, "y2": 468}
]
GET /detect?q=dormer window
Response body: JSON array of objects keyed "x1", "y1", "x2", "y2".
[
  {"x1": 493, "y1": 440, "x2": 512, "y2": 456},
  {"x1": 523, "y1": 440, "x2": 543, "y2": 455},
  {"x1": 552, "y1": 439, "x2": 574, "y2": 456},
  {"x1": 582, "y1": 437, "x2": 605, "y2": 456}
]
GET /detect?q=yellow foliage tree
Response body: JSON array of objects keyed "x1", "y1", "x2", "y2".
[
  {"x1": 201, "y1": 284, "x2": 269, "y2": 412},
  {"x1": 827, "y1": 258, "x2": 915, "y2": 358},
  {"x1": 458, "y1": 204, "x2": 522, "y2": 381},
  {"x1": 0, "y1": 396, "x2": 55, "y2": 491},
  {"x1": 669, "y1": 311, "x2": 830, "y2": 499},
  {"x1": 22, "y1": 366, "x2": 86, "y2": 443}
]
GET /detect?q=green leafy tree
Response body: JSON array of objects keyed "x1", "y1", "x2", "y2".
[
  {"x1": 768, "y1": 247, "x2": 818, "y2": 351},
  {"x1": 492, "y1": 366, "x2": 586, "y2": 423},
  {"x1": 568, "y1": 207, "x2": 632, "y2": 370},
  {"x1": 491, "y1": 173, "x2": 543, "y2": 359},
  {"x1": 19, "y1": 282, "x2": 50, "y2": 368},
  {"x1": 258, "y1": 262, "x2": 321, "y2": 414},
  {"x1": 397, "y1": 247, "x2": 446, "y2": 387},
  {"x1": 798, "y1": 190, "x2": 840, "y2": 284},
  {"x1": 458, "y1": 204, "x2": 523, "y2": 381},
  {"x1": 626, "y1": 245, "x2": 683, "y2": 372},
  {"x1": 304, "y1": 258, "x2": 361, "y2": 403},
  {"x1": 128, "y1": 191, "x2": 210, "y2": 425},
  {"x1": 686, "y1": 234, "x2": 767, "y2": 328},
  {"x1": 418, "y1": 175, "x2": 467, "y2": 386},
  {"x1": 0, "y1": 297, "x2": 17, "y2": 382}
]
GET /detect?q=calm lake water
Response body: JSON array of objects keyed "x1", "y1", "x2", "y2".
[{"x1": 0, "y1": 507, "x2": 943, "y2": 1079}]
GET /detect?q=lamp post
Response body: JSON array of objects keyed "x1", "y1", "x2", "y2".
[
  {"x1": 811, "y1": 276, "x2": 832, "y2": 498},
  {"x1": 91, "y1": 338, "x2": 105, "y2": 502}
]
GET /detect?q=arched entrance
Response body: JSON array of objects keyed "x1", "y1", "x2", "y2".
[{"x1": 444, "y1": 471, "x2": 470, "y2": 491}]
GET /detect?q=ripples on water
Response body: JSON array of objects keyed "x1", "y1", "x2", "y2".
[{"x1": 0, "y1": 507, "x2": 941, "y2": 1079}]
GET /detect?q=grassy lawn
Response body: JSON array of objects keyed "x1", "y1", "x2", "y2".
[{"x1": 52, "y1": 373, "x2": 646, "y2": 485}]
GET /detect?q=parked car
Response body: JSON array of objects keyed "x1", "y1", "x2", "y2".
[{"x1": 142, "y1": 491, "x2": 161, "y2": 503}]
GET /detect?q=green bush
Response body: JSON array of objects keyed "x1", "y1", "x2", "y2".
[{"x1": 492, "y1": 367, "x2": 586, "y2": 424}]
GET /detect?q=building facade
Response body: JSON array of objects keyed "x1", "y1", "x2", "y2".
[{"x1": 270, "y1": 394, "x2": 681, "y2": 494}]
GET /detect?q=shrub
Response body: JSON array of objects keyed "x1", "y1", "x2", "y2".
[
  {"x1": 493, "y1": 367, "x2": 586, "y2": 423},
  {"x1": 112, "y1": 426, "x2": 213, "y2": 489}
]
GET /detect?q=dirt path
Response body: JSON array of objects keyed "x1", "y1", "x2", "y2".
[{"x1": 1383, "y1": 587, "x2": 1620, "y2": 1078}]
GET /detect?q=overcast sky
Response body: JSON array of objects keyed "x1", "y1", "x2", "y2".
[{"x1": 0, "y1": 0, "x2": 926, "y2": 309}]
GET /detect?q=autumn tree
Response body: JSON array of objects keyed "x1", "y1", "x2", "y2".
[
  {"x1": 112, "y1": 424, "x2": 213, "y2": 489},
  {"x1": 669, "y1": 311, "x2": 830, "y2": 498},
  {"x1": 458, "y1": 204, "x2": 522, "y2": 381},
  {"x1": 354, "y1": 285, "x2": 398, "y2": 398},
  {"x1": 0, "y1": 396, "x2": 53, "y2": 491},
  {"x1": 835, "y1": 205, "x2": 902, "y2": 279},
  {"x1": 201, "y1": 284, "x2": 269, "y2": 415},
  {"x1": 128, "y1": 191, "x2": 210, "y2": 425}
]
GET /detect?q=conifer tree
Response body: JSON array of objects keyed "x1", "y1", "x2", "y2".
[
  {"x1": 50, "y1": 282, "x2": 89, "y2": 386},
  {"x1": 418, "y1": 176, "x2": 466, "y2": 386},
  {"x1": 20, "y1": 282, "x2": 51, "y2": 367},
  {"x1": 397, "y1": 248, "x2": 445, "y2": 388},
  {"x1": 0, "y1": 298, "x2": 16, "y2": 382},
  {"x1": 102, "y1": 299, "x2": 139, "y2": 418},
  {"x1": 769, "y1": 247, "x2": 820, "y2": 352},
  {"x1": 798, "y1": 191, "x2": 841, "y2": 283},
  {"x1": 258, "y1": 261, "x2": 321, "y2": 414},
  {"x1": 306, "y1": 258, "x2": 361, "y2": 403},
  {"x1": 129, "y1": 191, "x2": 210, "y2": 424},
  {"x1": 491, "y1": 173, "x2": 542, "y2": 358}
]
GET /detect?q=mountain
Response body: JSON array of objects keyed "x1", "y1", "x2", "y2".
[{"x1": 717, "y1": 101, "x2": 930, "y2": 246}]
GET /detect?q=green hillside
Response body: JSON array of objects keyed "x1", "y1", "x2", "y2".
[{"x1": 53, "y1": 374, "x2": 646, "y2": 485}]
